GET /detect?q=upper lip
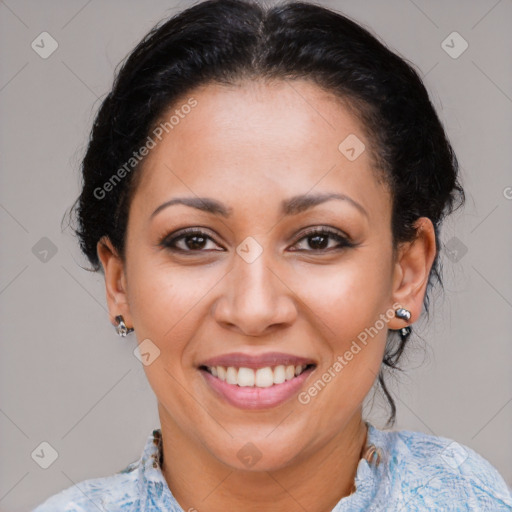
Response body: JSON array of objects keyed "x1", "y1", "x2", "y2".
[{"x1": 199, "y1": 352, "x2": 317, "y2": 370}]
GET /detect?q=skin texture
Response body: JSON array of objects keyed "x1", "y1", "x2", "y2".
[{"x1": 97, "y1": 79, "x2": 436, "y2": 512}]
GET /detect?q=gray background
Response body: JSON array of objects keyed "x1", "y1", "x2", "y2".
[{"x1": 1, "y1": 0, "x2": 511, "y2": 510}]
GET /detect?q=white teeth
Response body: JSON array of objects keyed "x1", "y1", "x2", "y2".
[
  {"x1": 255, "y1": 367, "x2": 274, "y2": 388},
  {"x1": 237, "y1": 367, "x2": 254, "y2": 387},
  {"x1": 273, "y1": 365, "x2": 286, "y2": 384},
  {"x1": 226, "y1": 366, "x2": 238, "y2": 385},
  {"x1": 206, "y1": 364, "x2": 310, "y2": 387},
  {"x1": 217, "y1": 366, "x2": 226, "y2": 381},
  {"x1": 285, "y1": 365, "x2": 295, "y2": 380}
]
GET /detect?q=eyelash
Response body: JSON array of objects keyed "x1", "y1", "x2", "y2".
[{"x1": 160, "y1": 226, "x2": 355, "y2": 254}]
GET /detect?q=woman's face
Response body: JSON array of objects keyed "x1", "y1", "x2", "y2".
[{"x1": 100, "y1": 79, "x2": 428, "y2": 471}]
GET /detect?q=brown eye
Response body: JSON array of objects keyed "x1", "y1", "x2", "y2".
[
  {"x1": 290, "y1": 227, "x2": 354, "y2": 252},
  {"x1": 161, "y1": 228, "x2": 223, "y2": 253},
  {"x1": 180, "y1": 234, "x2": 208, "y2": 250}
]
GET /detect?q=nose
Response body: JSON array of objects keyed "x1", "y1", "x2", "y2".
[{"x1": 212, "y1": 249, "x2": 297, "y2": 337}]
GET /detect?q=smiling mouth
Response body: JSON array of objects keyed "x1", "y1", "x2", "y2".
[{"x1": 199, "y1": 364, "x2": 316, "y2": 388}]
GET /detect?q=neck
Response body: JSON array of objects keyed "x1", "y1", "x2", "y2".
[{"x1": 159, "y1": 404, "x2": 368, "y2": 512}]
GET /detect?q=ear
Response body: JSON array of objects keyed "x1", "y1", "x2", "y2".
[
  {"x1": 388, "y1": 217, "x2": 437, "y2": 330},
  {"x1": 96, "y1": 236, "x2": 133, "y2": 330}
]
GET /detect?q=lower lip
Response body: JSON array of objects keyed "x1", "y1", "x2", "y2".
[{"x1": 200, "y1": 367, "x2": 315, "y2": 409}]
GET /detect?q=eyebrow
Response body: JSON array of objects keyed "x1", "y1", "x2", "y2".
[{"x1": 150, "y1": 192, "x2": 368, "y2": 219}]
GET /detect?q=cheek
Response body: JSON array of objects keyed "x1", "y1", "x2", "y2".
[
  {"x1": 289, "y1": 244, "x2": 393, "y2": 409},
  {"x1": 125, "y1": 259, "x2": 204, "y2": 367},
  {"x1": 127, "y1": 241, "x2": 217, "y2": 329},
  {"x1": 126, "y1": 265, "x2": 205, "y2": 412},
  {"x1": 292, "y1": 245, "x2": 394, "y2": 343},
  {"x1": 297, "y1": 260, "x2": 391, "y2": 421}
]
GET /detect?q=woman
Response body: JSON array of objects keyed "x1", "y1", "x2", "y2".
[{"x1": 33, "y1": 0, "x2": 512, "y2": 510}]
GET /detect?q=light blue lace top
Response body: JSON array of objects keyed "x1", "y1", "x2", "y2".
[{"x1": 33, "y1": 423, "x2": 512, "y2": 511}]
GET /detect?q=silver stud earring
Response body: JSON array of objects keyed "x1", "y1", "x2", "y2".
[
  {"x1": 394, "y1": 308, "x2": 412, "y2": 340},
  {"x1": 395, "y1": 308, "x2": 411, "y2": 322},
  {"x1": 115, "y1": 315, "x2": 134, "y2": 337}
]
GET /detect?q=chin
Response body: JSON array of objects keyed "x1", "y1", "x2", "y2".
[{"x1": 210, "y1": 435, "x2": 310, "y2": 473}]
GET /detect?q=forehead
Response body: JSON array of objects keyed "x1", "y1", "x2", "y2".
[{"x1": 131, "y1": 79, "x2": 390, "y2": 220}]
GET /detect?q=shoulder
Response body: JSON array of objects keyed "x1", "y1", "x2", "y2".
[
  {"x1": 31, "y1": 461, "x2": 140, "y2": 512},
  {"x1": 373, "y1": 426, "x2": 512, "y2": 511}
]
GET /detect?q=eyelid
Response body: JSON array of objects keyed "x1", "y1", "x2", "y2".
[
  {"x1": 160, "y1": 227, "x2": 224, "y2": 249},
  {"x1": 295, "y1": 225, "x2": 351, "y2": 241},
  {"x1": 160, "y1": 225, "x2": 354, "y2": 254},
  {"x1": 290, "y1": 226, "x2": 354, "y2": 250}
]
